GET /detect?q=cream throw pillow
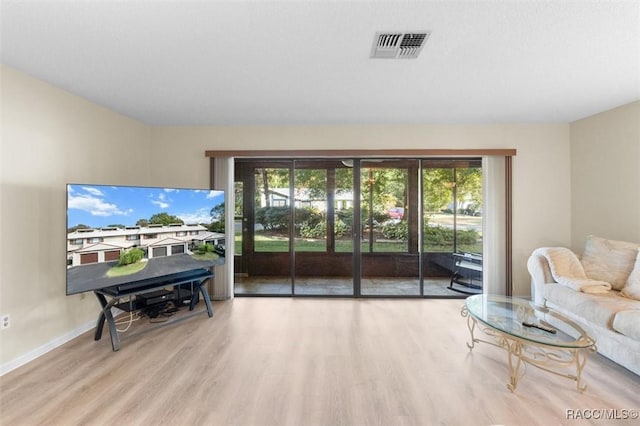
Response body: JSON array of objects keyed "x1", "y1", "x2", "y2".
[
  {"x1": 621, "y1": 249, "x2": 640, "y2": 300},
  {"x1": 581, "y1": 235, "x2": 639, "y2": 291}
]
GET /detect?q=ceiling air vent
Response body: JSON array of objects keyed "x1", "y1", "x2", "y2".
[{"x1": 371, "y1": 32, "x2": 430, "y2": 59}]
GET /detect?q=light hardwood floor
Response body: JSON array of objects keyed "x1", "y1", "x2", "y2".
[{"x1": 1, "y1": 298, "x2": 639, "y2": 425}]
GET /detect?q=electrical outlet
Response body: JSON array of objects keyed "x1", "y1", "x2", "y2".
[{"x1": 1, "y1": 314, "x2": 9, "y2": 329}]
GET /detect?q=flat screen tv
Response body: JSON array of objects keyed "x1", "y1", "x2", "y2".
[{"x1": 66, "y1": 184, "x2": 226, "y2": 295}]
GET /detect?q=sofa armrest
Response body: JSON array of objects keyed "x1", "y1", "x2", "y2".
[{"x1": 527, "y1": 252, "x2": 557, "y2": 306}]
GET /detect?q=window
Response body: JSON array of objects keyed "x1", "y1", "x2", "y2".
[
  {"x1": 422, "y1": 159, "x2": 482, "y2": 254},
  {"x1": 360, "y1": 160, "x2": 415, "y2": 254},
  {"x1": 254, "y1": 166, "x2": 290, "y2": 253}
]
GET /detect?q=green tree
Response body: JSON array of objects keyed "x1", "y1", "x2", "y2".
[
  {"x1": 234, "y1": 182, "x2": 243, "y2": 217},
  {"x1": 422, "y1": 168, "x2": 454, "y2": 212},
  {"x1": 149, "y1": 212, "x2": 184, "y2": 225},
  {"x1": 455, "y1": 168, "x2": 482, "y2": 211},
  {"x1": 68, "y1": 224, "x2": 90, "y2": 233},
  {"x1": 294, "y1": 169, "x2": 327, "y2": 199},
  {"x1": 118, "y1": 247, "x2": 144, "y2": 266},
  {"x1": 255, "y1": 168, "x2": 290, "y2": 208},
  {"x1": 422, "y1": 166, "x2": 482, "y2": 213},
  {"x1": 210, "y1": 202, "x2": 225, "y2": 232},
  {"x1": 362, "y1": 167, "x2": 408, "y2": 220}
]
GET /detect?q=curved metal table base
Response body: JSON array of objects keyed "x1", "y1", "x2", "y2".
[{"x1": 462, "y1": 305, "x2": 595, "y2": 393}]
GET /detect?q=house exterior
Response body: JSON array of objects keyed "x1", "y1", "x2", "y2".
[
  {"x1": 67, "y1": 224, "x2": 225, "y2": 266},
  {"x1": 264, "y1": 187, "x2": 355, "y2": 210}
]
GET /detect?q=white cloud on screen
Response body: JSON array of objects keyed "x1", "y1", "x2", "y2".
[
  {"x1": 68, "y1": 194, "x2": 129, "y2": 217},
  {"x1": 82, "y1": 186, "x2": 104, "y2": 197},
  {"x1": 178, "y1": 208, "x2": 211, "y2": 224}
]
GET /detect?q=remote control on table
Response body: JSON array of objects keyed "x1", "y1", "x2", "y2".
[{"x1": 522, "y1": 321, "x2": 557, "y2": 334}]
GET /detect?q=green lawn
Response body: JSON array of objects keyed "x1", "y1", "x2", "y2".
[
  {"x1": 106, "y1": 261, "x2": 147, "y2": 277},
  {"x1": 191, "y1": 252, "x2": 220, "y2": 261},
  {"x1": 236, "y1": 232, "x2": 481, "y2": 254}
]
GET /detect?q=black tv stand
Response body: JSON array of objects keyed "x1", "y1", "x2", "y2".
[{"x1": 93, "y1": 268, "x2": 214, "y2": 351}]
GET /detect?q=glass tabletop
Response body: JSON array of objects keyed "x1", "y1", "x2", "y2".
[{"x1": 465, "y1": 294, "x2": 595, "y2": 349}]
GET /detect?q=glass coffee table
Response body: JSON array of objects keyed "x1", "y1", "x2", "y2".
[{"x1": 462, "y1": 294, "x2": 596, "y2": 392}]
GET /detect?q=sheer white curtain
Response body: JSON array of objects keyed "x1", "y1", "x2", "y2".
[
  {"x1": 212, "y1": 156, "x2": 234, "y2": 299},
  {"x1": 482, "y1": 155, "x2": 508, "y2": 295}
]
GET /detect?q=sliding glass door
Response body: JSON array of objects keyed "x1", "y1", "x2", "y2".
[
  {"x1": 422, "y1": 159, "x2": 483, "y2": 295},
  {"x1": 234, "y1": 162, "x2": 293, "y2": 295},
  {"x1": 233, "y1": 157, "x2": 483, "y2": 297},
  {"x1": 360, "y1": 160, "x2": 420, "y2": 295},
  {"x1": 293, "y1": 160, "x2": 354, "y2": 295}
]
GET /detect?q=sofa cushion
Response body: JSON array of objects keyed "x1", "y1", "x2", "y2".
[
  {"x1": 612, "y1": 310, "x2": 640, "y2": 342},
  {"x1": 621, "y1": 249, "x2": 640, "y2": 301},
  {"x1": 581, "y1": 235, "x2": 639, "y2": 290},
  {"x1": 544, "y1": 284, "x2": 640, "y2": 329}
]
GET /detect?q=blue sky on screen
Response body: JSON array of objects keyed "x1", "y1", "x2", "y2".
[{"x1": 67, "y1": 184, "x2": 224, "y2": 228}]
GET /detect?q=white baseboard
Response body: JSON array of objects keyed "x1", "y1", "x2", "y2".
[{"x1": 1, "y1": 320, "x2": 95, "y2": 376}]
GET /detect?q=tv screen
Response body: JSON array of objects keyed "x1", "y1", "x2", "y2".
[{"x1": 66, "y1": 184, "x2": 225, "y2": 295}]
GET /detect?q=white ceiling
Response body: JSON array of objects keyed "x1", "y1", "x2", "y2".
[{"x1": 1, "y1": 1, "x2": 639, "y2": 126}]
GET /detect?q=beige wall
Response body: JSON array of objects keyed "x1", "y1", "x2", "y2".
[
  {"x1": 570, "y1": 101, "x2": 640, "y2": 251},
  {"x1": 1, "y1": 64, "x2": 587, "y2": 371},
  {"x1": 1, "y1": 65, "x2": 152, "y2": 368}
]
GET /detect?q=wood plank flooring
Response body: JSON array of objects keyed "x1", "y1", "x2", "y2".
[{"x1": 1, "y1": 298, "x2": 639, "y2": 425}]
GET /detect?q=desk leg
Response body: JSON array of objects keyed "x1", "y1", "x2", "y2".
[
  {"x1": 105, "y1": 307, "x2": 121, "y2": 351},
  {"x1": 94, "y1": 292, "x2": 108, "y2": 341},
  {"x1": 93, "y1": 292, "x2": 121, "y2": 351},
  {"x1": 197, "y1": 280, "x2": 214, "y2": 318}
]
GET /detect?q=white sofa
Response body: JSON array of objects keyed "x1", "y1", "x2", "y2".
[{"x1": 527, "y1": 236, "x2": 640, "y2": 376}]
